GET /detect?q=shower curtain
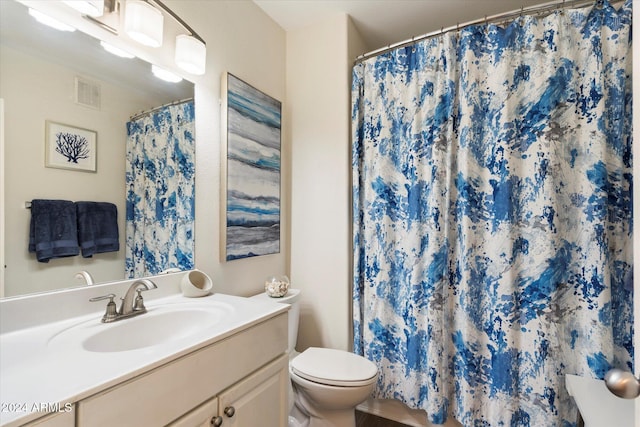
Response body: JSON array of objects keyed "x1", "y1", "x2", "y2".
[
  {"x1": 352, "y1": 1, "x2": 633, "y2": 426},
  {"x1": 125, "y1": 100, "x2": 195, "y2": 278}
]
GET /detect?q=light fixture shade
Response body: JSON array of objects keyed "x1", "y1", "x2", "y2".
[
  {"x1": 151, "y1": 65, "x2": 182, "y2": 83},
  {"x1": 124, "y1": 1, "x2": 163, "y2": 48},
  {"x1": 63, "y1": 1, "x2": 105, "y2": 17},
  {"x1": 175, "y1": 34, "x2": 206, "y2": 75},
  {"x1": 28, "y1": 8, "x2": 76, "y2": 32}
]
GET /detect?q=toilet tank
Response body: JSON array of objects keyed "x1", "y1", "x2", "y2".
[{"x1": 251, "y1": 289, "x2": 300, "y2": 354}]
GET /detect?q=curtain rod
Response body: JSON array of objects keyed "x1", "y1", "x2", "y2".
[
  {"x1": 129, "y1": 97, "x2": 194, "y2": 121},
  {"x1": 355, "y1": 0, "x2": 611, "y2": 64}
]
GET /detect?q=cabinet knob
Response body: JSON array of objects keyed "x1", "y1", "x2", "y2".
[
  {"x1": 224, "y1": 406, "x2": 236, "y2": 417},
  {"x1": 211, "y1": 415, "x2": 223, "y2": 426}
]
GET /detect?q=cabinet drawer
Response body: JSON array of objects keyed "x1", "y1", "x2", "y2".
[{"x1": 77, "y1": 313, "x2": 287, "y2": 427}]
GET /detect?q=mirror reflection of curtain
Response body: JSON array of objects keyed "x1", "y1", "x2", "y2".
[{"x1": 125, "y1": 100, "x2": 195, "y2": 278}]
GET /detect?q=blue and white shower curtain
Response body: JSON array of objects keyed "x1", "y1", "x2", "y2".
[
  {"x1": 125, "y1": 100, "x2": 195, "y2": 278},
  {"x1": 352, "y1": 1, "x2": 633, "y2": 426}
]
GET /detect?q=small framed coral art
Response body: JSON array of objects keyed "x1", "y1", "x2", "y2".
[{"x1": 45, "y1": 120, "x2": 97, "y2": 172}]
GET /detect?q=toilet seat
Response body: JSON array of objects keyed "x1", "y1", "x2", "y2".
[{"x1": 290, "y1": 347, "x2": 377, "y2": 387}]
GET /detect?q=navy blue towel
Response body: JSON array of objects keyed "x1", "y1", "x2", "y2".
[
  {"x1": 76, "y1": 201, "x2": 120, "y2": 258},
  {"x1": 28, "y1": 199, "x2": 80, "y2": 263}
]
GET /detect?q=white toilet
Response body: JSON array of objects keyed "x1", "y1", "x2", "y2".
[{"x1": 251, "y1": 289, "x2": 378, "y2": 427}]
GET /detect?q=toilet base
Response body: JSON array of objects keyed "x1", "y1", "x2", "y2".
[
  {"x1": 290, "y1": 407, "x2": 356, "y2": 427},
  {"x1": 289, "y1": 398, "x2": 358, "y2": 427}
]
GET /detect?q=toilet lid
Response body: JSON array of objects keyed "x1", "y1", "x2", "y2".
[{"x1": 290, "y1": 347, "x2": 378, "y2": 387}]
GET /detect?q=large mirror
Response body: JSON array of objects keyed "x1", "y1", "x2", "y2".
[{"x1": 0, "y1": 0, "x2": 195, "y2": 297}]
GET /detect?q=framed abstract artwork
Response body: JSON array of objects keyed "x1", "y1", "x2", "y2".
[
  {"x1": 221, "y1": 73, "x2": 282, "y2": 261},
  {"x1": 45, "y1": 121, "x2": 97, "y2": 172}
]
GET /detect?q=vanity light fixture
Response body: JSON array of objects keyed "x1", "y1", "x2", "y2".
[
  {"x1": 127, "y1": 0, "x2": 207, "y2": 75},
  {"x1": 100, "y1": 40, "x2": 136, "y2": 58},
  {"x1": 28, "y1": 8, "x2": 77, "y2": 32},
  {"x1": 124, "y1": 0, "x2": 163, "y2": 47},
  {"x1": 151, "y1": 64, "x2": 183, "y2": 83},
  {"x1": 63, "y1": 0, "x2": 105, "y2": 18},
  {"x1": 35, "y1": 0, "x2": 206, "y2": 76}
]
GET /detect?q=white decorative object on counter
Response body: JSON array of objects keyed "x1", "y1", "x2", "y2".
[
  {"x1": 265, "y1": 275, "x2": 290, "y2": 298},
  {"x1": 181, "y1": 269, "x2": 213, "y2": 297}
]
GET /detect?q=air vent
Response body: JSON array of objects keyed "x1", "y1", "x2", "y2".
[{"x1": 75, "y1": 76, "x2": 101, "y2": 110}]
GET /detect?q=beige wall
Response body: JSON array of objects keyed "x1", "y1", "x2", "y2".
[
  {"x1": 287, "y1": 14, "x2": 366, "y2": 352},
  {"x1": 165, "y1": 0, "x2": 288, "y2": 298}
]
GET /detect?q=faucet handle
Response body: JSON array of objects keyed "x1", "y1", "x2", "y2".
[
  {"x1": 133, "y1": 289, "x2": 148, "y2": 312},
  {"x1": 89, "y1": 293, "x2": 116, "y2": 302},
  {"x1": 89, "y1": 293, "x2": 118, "y2": 323}
]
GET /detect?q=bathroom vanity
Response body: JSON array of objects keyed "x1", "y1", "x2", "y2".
[{"x1": 0, "y1": 274, "x2": 289, "y2": 427}]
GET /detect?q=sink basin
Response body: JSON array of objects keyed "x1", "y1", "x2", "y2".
[
  {"x1": 48, "y1": 303, "x2": 233, "y2": 353},
  {"x1": 83, "y1": 309, "x2": 223, "y2": 352}
]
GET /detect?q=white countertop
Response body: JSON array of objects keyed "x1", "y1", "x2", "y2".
[{"x1": 0, "y1": 292, "x2": 288, "y2": 426}]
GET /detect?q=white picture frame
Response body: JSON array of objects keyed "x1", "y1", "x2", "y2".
[{"x1": 45, "y1": 120, "x2": 97, "y2": 172}]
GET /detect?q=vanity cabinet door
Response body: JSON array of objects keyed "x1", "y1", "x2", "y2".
[
  {"x1": 22, "y1": 408, "x2": 74, "y2": 427},
  {"x1": 217, "y1": 353, "x2": 289, "y2": 427},
  {"x1": 168, "y1": 397, "x2": 219, "y2": 427}
]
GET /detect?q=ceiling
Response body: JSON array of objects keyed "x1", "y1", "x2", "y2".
[{"x1": 253, "y1": 0, "x2": 553, "y2": 53}]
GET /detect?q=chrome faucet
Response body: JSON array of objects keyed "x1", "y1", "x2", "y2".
[
  {"x1": 90, "y1": 279, "x2": 157, "y2": 323},
  {"x1": 120, "y1": 279, "x2": 157, "y2": 316}
]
